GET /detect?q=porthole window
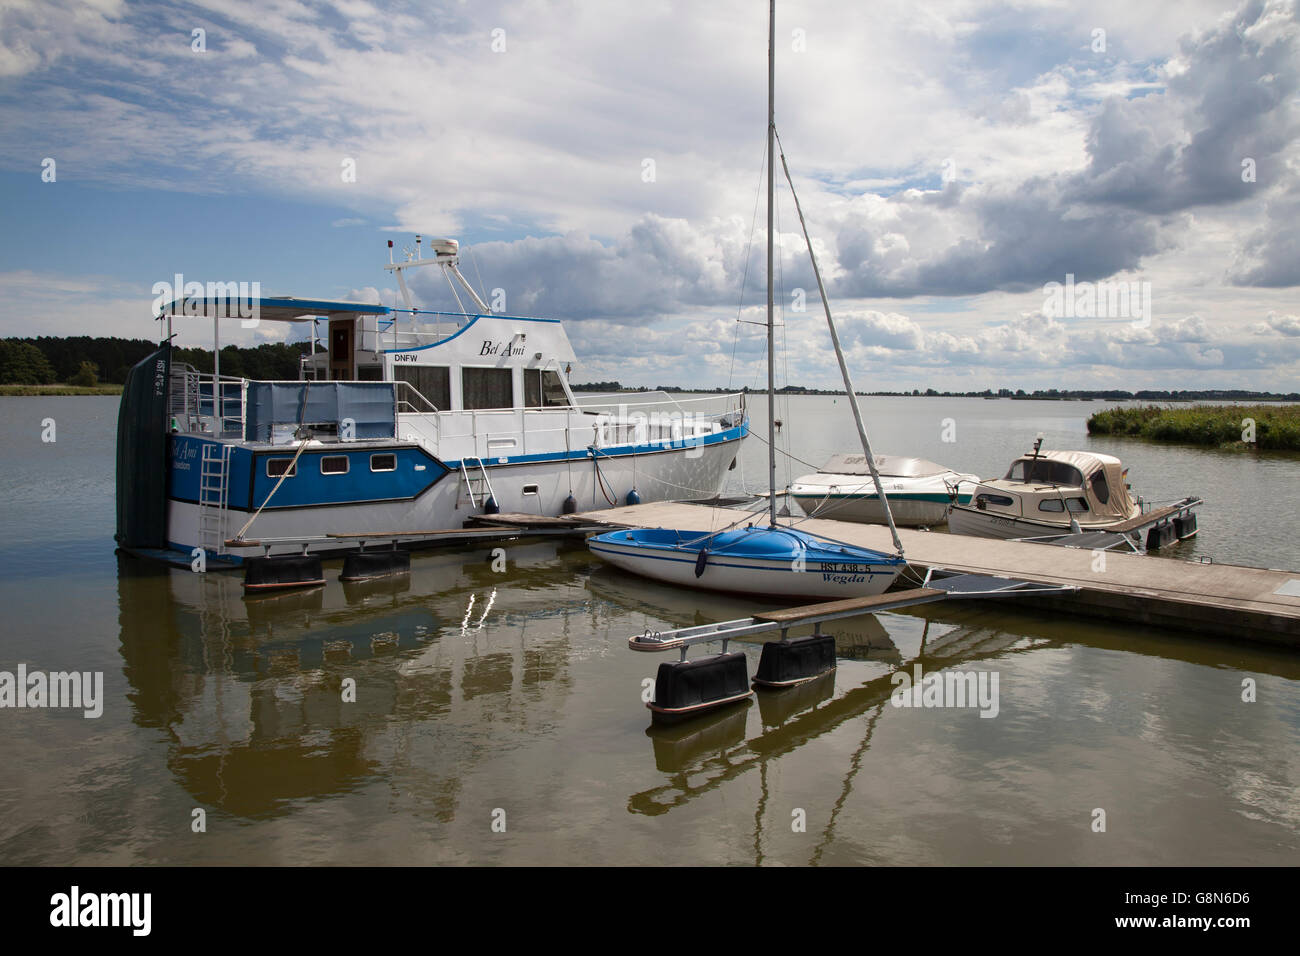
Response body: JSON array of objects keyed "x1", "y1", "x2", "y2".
[
  {"x1": 321, "y1": 456, "x2": 349, "y2": 475},
  {"x1": 267, "y1": 458, "x2": 297, "y2": 478},
  {"x1": 370, "y1": 453, "x2": 397, "y2": 472}
]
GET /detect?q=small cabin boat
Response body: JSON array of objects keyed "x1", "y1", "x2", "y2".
[
  {"x1": 790, "y1": 454, "x2": 979, "y2": 526},
  {"x1": 115, "y1": 238, "x2": 748, "y2": 565},
  {"x1": 947, "y1": 442, "x2": 1142, "y2": 540}
]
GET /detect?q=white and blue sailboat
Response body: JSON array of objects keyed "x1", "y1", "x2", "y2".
[
  {"x1": 115, "y1": 239, "x2": 748, "y2": 566},
  {"x1": 589, "y1": 0, "x2": 906, "y2": 600}
]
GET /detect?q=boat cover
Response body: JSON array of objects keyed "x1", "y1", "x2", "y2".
[
  {"x1": 819, "y1": 453, "x2": 950, "y2": 477},
  {"x1": 244, "y1": 381, "x2": 397, "y2": 442}
]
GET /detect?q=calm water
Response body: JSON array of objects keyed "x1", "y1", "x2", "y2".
[{"x1": 0, "y1": 395, "x2": 1297, "y2": 865}]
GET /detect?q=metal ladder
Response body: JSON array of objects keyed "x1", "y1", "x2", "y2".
[
  {"x1": 458, "y1": 457, "x2": 496, "y2": 510},
  {"x1": 198, "y1": 443, "x2": 232, "y2": 557}
]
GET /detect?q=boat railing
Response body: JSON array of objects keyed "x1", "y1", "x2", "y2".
[
  {"x1": 169, "y1": 365, "x2": 247, "y2": 438},
  {"x1": 408, "y1": 394, "x2": 746, "y2": 462},
  {"x1": 571, "y1": 390, "x2": 746, "y2": 422}
]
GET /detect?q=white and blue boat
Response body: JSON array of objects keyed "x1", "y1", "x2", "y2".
[
  {"x1": 589, "y1": 526, "x2": 905, "y2": 600},
  {"x1": 115, "y1": 239, "x2": 747, "y2": 566}
]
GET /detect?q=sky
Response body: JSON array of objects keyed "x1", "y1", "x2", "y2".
[{"x1": 0, "y1": 0, "x2": 1297, "y2": 392}]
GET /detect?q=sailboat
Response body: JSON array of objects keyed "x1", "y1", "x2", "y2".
[{"x1": 588, "y1": 0, "x2": 905, "y2": 600}]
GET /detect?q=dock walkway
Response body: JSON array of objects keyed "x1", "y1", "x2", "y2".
[{"x1": 578, "y1": 502, "x2": 1300, "y2": 647}]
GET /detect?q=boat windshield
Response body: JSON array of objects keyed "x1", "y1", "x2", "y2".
[{"x1": 1006, "y1": 458, "x2": 1084, "y2": 487}]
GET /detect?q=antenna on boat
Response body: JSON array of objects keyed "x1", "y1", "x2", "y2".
[{"x1": 383, "y1": 236, "x2": 491, "y2": 315}]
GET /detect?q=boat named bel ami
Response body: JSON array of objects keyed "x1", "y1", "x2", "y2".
[{"x1": 115, "y1": 239, "x2": 748, "y2": 564}]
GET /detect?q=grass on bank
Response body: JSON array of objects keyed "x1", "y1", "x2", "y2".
[
  {"x1": 0, "y1": 384, "x2": 124, "y2": 396},
  {"x1": 1087, "y1": 403, "x2": 1300, "y2": 451}
]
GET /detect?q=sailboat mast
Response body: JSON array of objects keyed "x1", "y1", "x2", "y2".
[{"x1": 766, "y1": 0, "x2": 777, "y2": 527}]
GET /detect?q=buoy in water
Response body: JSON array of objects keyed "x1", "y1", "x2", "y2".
[
  {"x1": 753, "y1": 634, "x2": 837, "y2": 688},
  {"x1": 243, "y1": 554, "x2": 326, "y2": 592},
  {"x1": 648, "y1": 652, "x2": 752, "y2": 723}
]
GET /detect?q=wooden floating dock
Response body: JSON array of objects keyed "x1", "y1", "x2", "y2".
[{"x1": 579, "y1": 502, "x2": 1300, "y2": 648}]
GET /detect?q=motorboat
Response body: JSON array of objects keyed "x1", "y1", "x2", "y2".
[
  {"x1": 115, "y1": 239, "x2": 748, "y2": 565},
  {"x1": 948, "y1": 439, "x2": 1157, "y2": 541},
  {"x1": 790, "y1": 453, "x2": 978, "y2": 526}
]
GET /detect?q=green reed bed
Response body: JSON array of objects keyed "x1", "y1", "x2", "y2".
[
  {"x1": 1087, "y1": 404, "x2": 1300, "y2": 451},
  {"x1": 0, "y1": 384, "x2": 123, "y2": 396}
]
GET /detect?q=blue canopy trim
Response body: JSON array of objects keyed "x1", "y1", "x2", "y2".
[{"x1": 159, "y1": 297, "x2": 390, "y2": 322}]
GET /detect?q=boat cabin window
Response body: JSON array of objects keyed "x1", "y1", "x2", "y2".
[
  {"x1": 462, "y1": 367, "x2": 513, "y2": 410},
  {"x1": 1090, "y1": 469, "x2": 1110, "y2": 504},
  {"x1": 370, "y1": 453, "x2": 397, "y2": 472},
  {"x1": 976, "y1": 493, "x2": 1015, "y2": 509},
  {"x1": 524, "y1": 368, "x2": 569, "y2": 408},
  {"x1": 267, "y1": 458, "x2": 297, "y2": 478},
  {"x1": 1038, "y1": 497, "x2": 1090, "y2": 513},
  {"x1": 1006, "y1": 458, "x2": 1084, "y2": 487},
  {"x1": 321, "y1": 455, "x2": 349, "y2": 475},
  {"x1": 394, "y1": 366, "x2": 450, "y2": 411}
]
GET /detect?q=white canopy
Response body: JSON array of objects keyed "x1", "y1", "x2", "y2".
[{"x1": 820, "y1": 453, "x2": 952, "y2": 478}]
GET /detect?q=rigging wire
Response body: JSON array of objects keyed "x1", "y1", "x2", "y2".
[{"x1": 728, "y1": 140, "x2": 771, "y2": 392}]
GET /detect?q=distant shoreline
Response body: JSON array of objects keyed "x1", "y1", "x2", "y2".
[
  {"x1": 0, "y1": 384, "x2": 124, "y2": 396},
  {"x1": 574, "y1": 384, "x2": 1300, "y2": 402}
]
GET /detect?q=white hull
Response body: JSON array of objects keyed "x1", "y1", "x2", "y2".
[
  {"x1": 947, "y1": 505, "x2": 1137, "y2": 541},
  {"x1": 790, "y1": 468, "x2": 978, "y2": 527},
  {"x1": 791, "y1": 493, "x2": 956, "y2": 526},
  {"x1": 588, "y1": 538, "x2": 901, "y2": 600}
]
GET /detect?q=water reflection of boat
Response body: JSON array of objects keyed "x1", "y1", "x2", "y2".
[{"x1": 115, "y1": 539, "x2": 587, "y2": 819}]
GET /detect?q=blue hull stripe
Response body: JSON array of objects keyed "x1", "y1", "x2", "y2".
[{"x1": 589, "y1": 544, "x2": 901, "y2": 574}]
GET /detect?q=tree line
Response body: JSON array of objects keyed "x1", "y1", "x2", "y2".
[{"x1": 0, "y1": 336, "x2": 312, "y2": 385}]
